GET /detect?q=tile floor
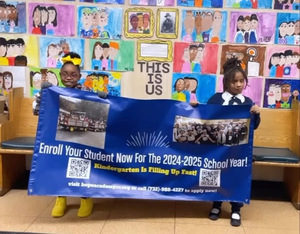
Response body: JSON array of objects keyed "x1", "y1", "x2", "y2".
[{"x1": 0, "y1": 188, "x2": 299, "y2": 234}]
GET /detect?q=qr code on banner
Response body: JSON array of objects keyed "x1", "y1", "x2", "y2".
[
  {"x1": 199, "y1": 169, "x2": 221, "y2": 187},
  {"x1": 66, "y1": 158, "x2": 91, "y2": 179}
]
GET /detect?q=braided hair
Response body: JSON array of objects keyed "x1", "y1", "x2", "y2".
[{"x1": 222, "y1": 57, "x2": 248, "y2": 92}]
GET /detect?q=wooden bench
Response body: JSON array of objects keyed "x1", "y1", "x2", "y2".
[
  {"x1": 253, "y1": 99, "x2": 300, "y2": 209},
  {"x1": 0, "y1": 87, "x2": 37, "y2": 195}
]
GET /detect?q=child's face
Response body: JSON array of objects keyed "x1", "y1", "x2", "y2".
[
  {"x1": 227, "y1": 71, "x2": 245, "y2": 95},
  {"x1": 60, "y1": 63, "x2": 81, "y2": 88}
]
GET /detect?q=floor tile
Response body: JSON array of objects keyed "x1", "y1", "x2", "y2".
[
  {"x1": 243, "y1": 227, "x2": 299, "y2": 234},
  {"x1": 101, "y1": 220, "x2": 174, "y2": 234},
  {"x1": 25, "y1": 217, "x2": 105, "y2": 234},
  {"x1": 0, "y1": 216, "x2": 36, "y2": 232},
  {"x1": 175, "y1": 223, "x2": 245, "y2": 234},
  {"x1": 0, "y1": 190, "x2": 54, "y2": 217}
]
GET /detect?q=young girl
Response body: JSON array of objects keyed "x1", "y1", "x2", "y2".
[
  {"x1": 207, "y1": 57, "x2": 260, "y2": 227},
  {"x1": 33, "y1": 52, "x2": 106, "y2": 218}
]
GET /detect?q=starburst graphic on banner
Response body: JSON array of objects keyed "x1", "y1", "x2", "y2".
[{"x1": 126, "y1": 131, "x2": 170, "y2": 148}]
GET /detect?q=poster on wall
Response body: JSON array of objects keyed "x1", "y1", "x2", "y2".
[
  {"x1": 39, "y1": 37, "x2": 85, "y2": 69},
  {"x1": 177, "y1": 0, "x2": 223, "y2": 8},
  {"x1": 172, "y1": 73, "x2": 216, "y2": 104},
  {"x1": 80, "y1": 0, "x2": 124, "y2": 4},
  {"x1": 217, "y1": 76, "x2": 264, "y2": 107},
  {"x1": 29, "y1": 86, "x2": 254, "y2": 204},
  {"x1": 89, "y1": 39, "x2": 134, "y2": 71},
  {"x1": 229, "y1": 11, "x2": 276, "y2": 45},
  {"x1": 0, "y1": 1, "x2": 26, "y2": 34},
  {"x1": 263, "y1": 78, "x2": 300, "y2": 109},
  {"x1": 130, "y1": 0, "x2": 174, "y2": 6},
  {"x1": 77, "y1": 6, "x2": 123, "y2": 39},
  {"x1": 0, "y1": 66, "x2": 27, "y2": 96},
  {"x1": 80, "y1": 70, "x2": 121, "y2": 96},
  {"x1": 275, "y1": 13, "x2": 300, "y2": 46},
  {"x1": 220, "y1": 45, "x2": 266, "y2": 77},
  {"x1": 28, "y1": 3, "x2": 75, "y2": 36},
  {"x1": 264, "y1": 45, "x2": 300, "y2": 79},
  {"x1": 274, "y1": 0, "x2": 300, "y2": 10},
  {"x1": 226, "y1": 0, "x2": 272, "y2": 9},
  {"x1": 173, "y1": 42, "x2": 218, "y2": 75},
  {"x1": 181, "y1": 10, "x2": 227, "y2": 43},
  {"x1": 156, "y1": 8, "x2": 178, "y2": 39},
  {"x1": 0, "y1": 35, "x2": 39, "y2": 67}
]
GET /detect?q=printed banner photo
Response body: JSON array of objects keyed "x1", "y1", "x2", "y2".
[{"x1": 29, "y1": 86, "x2": 255, "y2": 204}]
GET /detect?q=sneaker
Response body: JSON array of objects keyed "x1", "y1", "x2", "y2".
[
  {"x1": 209, "y1": 207, "x2": 221, "y2": 220},
  {"x1": 52, "y1": 196, "x2": 67, "y2": 218},
  {"x1": 77, "y1": 198, "x2": 93, "y2": 218},
  {"x1": 230, "y1": 212, "x2": 241, "y2": 227}
]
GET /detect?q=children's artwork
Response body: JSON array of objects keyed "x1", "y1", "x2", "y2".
[
  {"x1": 264, "y1": 78, "x2": 300, "y2": 109},
  {"x1": 220, "y1": 45, "x2": 266, "y2": 77},
  {"x1": 0, "y1": 35, "x2": 38, "y2": 67},
  {"x1": 130, "y1": 0, "x2": 174, "y2": 6},
  {"x1": 177, "y1": 0, "x2": 223, "y2": 7},
  {"x1": 0, "y1": 1, "x2": 26, "y2": 34},
  {"x1": 229, "y1": 11, "x2": 276, "y2": 44},
  {"x1": 39, "y1": 37, "x2": 85, "y2": 68},
  {"x1": 124, "y1": 8, "x2": 154, "y2": 38},
  {"x1": 0, "y1": 66, "x2": 27, "y2": 96},
  {"x1": 90, "y1": 40, "x2": 134, "y2": 71},
  {"x1": 217, "y1": 76, "x2": 263, "y2": 106},
  {"x1": 77, "y1": 6, "x2": 122, "y2": 39},
  {"x1": 274, "y1": 0, "x2": 300, "y2": 10},
  {"x1": 80, "y1": 71, "x2": 121, "y2": 96},
  {"x1": 181, "y1": 10, "x2": 227, "y2": 43},
  {"x1": 29, "y1": 67, "x2": 61, "y2": 97},
  {"x1": 28, "y1": 3, "x2": 75, "y2": 36},
  {"x1": 80, "y1": 0, "x2": 124, "y2": 4},
  {"x1": 264, "y1": 46, "x2": 300, "y2": 79},
  {"x1": 156, "y1": 8, "x2": 178, "y2": 39},
  {"x1": 137, "y1": 40, "x2": 172, "y2": 62},
  {"x1": 275, "y1": 13, "x2": 300, "y2": 45},
  {"x1": 173, "y1": 42, "x2": 218, "y2": 74},
  {"x1": 226, "y1": 0, "x2": 272, "y2": 9},
  {"x1": 172, "y1": 73, "x2": 216, "y2": 103}
]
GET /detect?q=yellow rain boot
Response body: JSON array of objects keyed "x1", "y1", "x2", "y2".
[
  {"x1": 51, "y1": 196, "x2": 67, "y2": 218},
  {"x1": 77, "y1": 198, "x2": 93, "y2": 218}
]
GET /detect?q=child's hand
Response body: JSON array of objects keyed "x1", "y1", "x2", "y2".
[
  {"x1": 250, "y1": 104, "x2": 260, "y2": 114},
  {"x1": 190, "y1": 101, "x2": 200, "y2": 107}
]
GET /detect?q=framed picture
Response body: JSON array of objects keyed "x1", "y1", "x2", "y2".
[
  {"x1": 124, "y1": 8, "x2": 154, "y2": 38},
  {"x1": 156, "y1": 8, "x2": 178, "y2": 39},
  {"x1": 137, "y1": 40, "x2": 173, "y2": 62}
]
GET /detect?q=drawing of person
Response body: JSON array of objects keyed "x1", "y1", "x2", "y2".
[
  {"x1": 290, "y1": 51, "x2": 300, "y2": 77},
  {"x1": 137, "y1": 12, "x2": 143, "y2": 33},
  {"x1": 46, "y1": 71, "x2": 59, "y2": 86},
  {"x1": 192, "y1": 44, "x2": 205, "y2": 73},
  {"x1": 243, "y1": 16, "x2": 251, "y2": 43},
  {"x1": 6, "y1": 4, "x2": 17, "y2": 33},
  {"x1": 201, "y1": 12, "x2": 213, "y2": 42},
  {"x1": 129, "y1": 14, "x2": 138, "y2": 33},
  {"x1": 0, "y1": 72, "x2": 3, "y2": 94},
  {"x1": 91, "y1": 41, "x2": 103, "y2": 70},
  {"x1": 295, "y1": 20, "x2": 300, "y2": 45},
  {"x1": 161, "y1": 12, "x2": 174, "y2": 33},
  {"x1": 189, "y1": 44, "x2": 198, "y2": 70},
  {"x1": 6, "y1": 39, "x2": 16, "y2": 66},
  {"x1": 283, "y1": 0, "x2": 293, "y2": 9},
  {"x1": 274, "y1": 85, "x2": 282, "y2": 108},
  {"x1": 268, "y1": 53, "x2": 280, "y2": 77},
  {"x1": 32, "y1": 5, "x2": 41, "y2": 34},
  {"x1": 98, "y1": 8, "x2": 110, "y2": 39},
  {"x1": 172, "y1": 78, "x2": 186, "y2": 102},
  {"x1": 278, "y1": 21, "x2": 287, "y2": 44},
  {"x1": 250, "y1": 0, "x2": 258, "y2": 8},
  {"x1": 40, "y1": 6, "x2": 48, "y2": 35},
  {"x1": 0, "y1": 37, "x2": 8, "y2": 65},
  {"x1": 234, "y1": 16, "x2": 245, "y2": 43},
  {"x1": 2, "y1": 71, "x2": 13, "y2": 95},
  {"x1": 80, "y1": 8, "x2": 93, "y2": 38},
  {"x1": 211, "y1": 11, "x2": 222, "y2": 43},
  {"x1": 30, "y1": 71, "x2": 42, "y2": 91},
  {"x1": 15, "y1": 38, "x2": 26, "y2": 62},
  {"x1": 91, "y1": 8, "x2": 99, "y2": 38},
  {"x1": 249, "y1": 14, "x2": 258, "y2": 44},
  {"x1": 280, "y1": 83, "x2": 292, "y2": 108},
  {"x1": 143, "y1": 13, "x2": 150, "y2": 34},
  {"x1": 109, "y1": 41, "x2": 119, "y2": 71},
  {"x1": 0, "y1": 1, "x2": 6, "y2": 32},
  {"x1": 183, "y1": 10, "x2": 194, "y2": 42},
  {"x1": 100, "y1": 42, "x2": 111, "y2": 71},
  {"x1": 184, "y1": 77, "x2": 198, "y2": 103},
  {"x1": 274, "y1": 0, "x2": 284, "y2": 9},
  {"x1": 57, "y1": 40, "x2": 70, "y2": 68},
  {"x1": 47, "y1": 44, "x2": 59, "y2": 68},
  {"x1": 195, "y1": 12, "x2": 203, "y2": 42},
  {"x1": 293, "y1": 0, "x2": 300, "y2": 10},
  {"x1": 283, "y1": 50, "x2": 293, "y2": 76},
  {"x1": 286, "y1": 21, "x2": 295, "y2": 45},
  {"x1": 46, "y1": 6, "x2": 57, "y2": 36},
  {"x1": 181, "y1": 48, "x2": 191, "y2": 73},
  {"x1": 267, "y1": 84, "x2": 276, "y2": 108},
  {"x1": 182, "y1": 78, "x2": 191, "y2": 102},
  {"x1": 276, "y1": 52, "x2": 285, "y2": 77}
]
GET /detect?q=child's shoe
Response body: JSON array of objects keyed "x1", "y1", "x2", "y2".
[
  {"x1": 52, "y1": 196, "x2": 67, "y2": 218},
  {"x1": 230, "y1": 212, "x2": 241, "y2": 227},
  {"x1": 209, "y1": 207, "x2": 221, "y2": 220},
  {"x1": 77, "y1": 198, "x2": 93, "y2": 218}
]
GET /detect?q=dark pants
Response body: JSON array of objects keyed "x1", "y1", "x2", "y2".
[{"x1": 212, "y1": 201, "x2": 243, "y2": 213}]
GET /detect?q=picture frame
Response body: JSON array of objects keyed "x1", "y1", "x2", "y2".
[
  {"x1": 156, "y1": 8, "x2": 178, "y2": 39},
  {"x1": 124, "y1": 8, "x2": 154, "y2": 38},
  {"x1": 137, "y1": 39, "x2": 173, "y2": 62}
]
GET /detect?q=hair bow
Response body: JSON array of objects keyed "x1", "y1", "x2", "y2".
[{"x1": 61, "y1": 55, "x2": 81, "y2": 66}]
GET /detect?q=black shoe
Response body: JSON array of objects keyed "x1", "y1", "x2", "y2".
[
  {"x1": 230, "y1": 212, "x2": 241, "y2": 227},
  {"x1": 209, "y1": 207, "x2": 220, "y2": 220}
]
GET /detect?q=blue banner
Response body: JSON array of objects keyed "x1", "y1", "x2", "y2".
[{"x1": 29, "y1": 86, "x2": 255, "y2": 204}]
